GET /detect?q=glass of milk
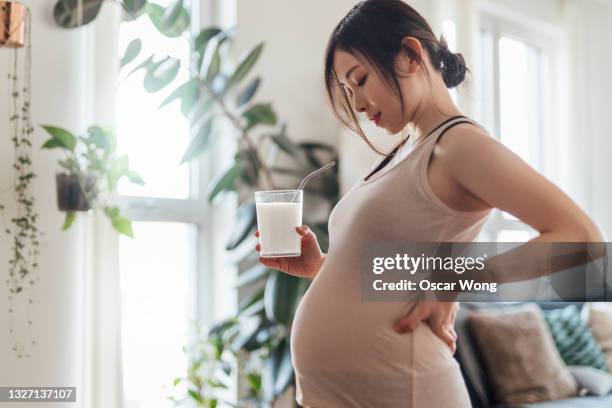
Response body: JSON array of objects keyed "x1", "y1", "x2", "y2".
[{"x1": 254, "y1": 190, "x2": 303, "y2": 257}]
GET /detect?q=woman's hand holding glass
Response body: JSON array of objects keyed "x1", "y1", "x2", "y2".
[{"x1": 256, "y1": 225, "x2": 325, "y2": 279}]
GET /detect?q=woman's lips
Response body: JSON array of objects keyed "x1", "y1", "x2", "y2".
[{"x1": 374, "y1": 112, "x2": 382, "y2": 126}]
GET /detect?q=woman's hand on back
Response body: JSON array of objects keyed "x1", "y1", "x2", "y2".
[
  {"x1": 256, "y1": 225, "x2": 325, "y2": 279},
  {"x1": 393, "y1": 302, "x2": 459, "y2": 354}
]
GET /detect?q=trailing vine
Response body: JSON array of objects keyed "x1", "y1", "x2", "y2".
[{"x1": 0, "y1": 6, "x2": 44, "y2": 359}]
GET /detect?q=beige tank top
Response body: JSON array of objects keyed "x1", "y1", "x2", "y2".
[{"x1": 290, "y1": 116, "x2": 492, "y2": 408}]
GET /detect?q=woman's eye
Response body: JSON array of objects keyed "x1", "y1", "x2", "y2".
[{"x1": 358, "y1": 76, "x2": 368, "y2": 86}]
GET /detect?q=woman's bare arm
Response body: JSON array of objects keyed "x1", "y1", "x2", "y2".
[{"x1": 434, "y1": 125, "x2": 604, "y2": 286}]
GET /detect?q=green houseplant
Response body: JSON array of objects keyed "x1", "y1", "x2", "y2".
[
  {"x1": 52, "y1": 0, "x2": 340, "y2": 404},
  {"x1": 40, "y1": 125, "x2": 145, "y2": 237},
  {"x1": 135, "y1": 22, "x2": 339, "y2": 404}
]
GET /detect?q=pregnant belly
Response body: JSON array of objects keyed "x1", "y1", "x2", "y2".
[
  {"x1": 290, "y1": 279, "x2": 469, "y2": 407},
  {"x1": 291, "y1": 277, "x2": 456, "y2": 378}
]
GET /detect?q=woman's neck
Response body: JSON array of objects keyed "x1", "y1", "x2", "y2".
[{"x1": 408, "y1": 88, "x2": 463, "y2": 143}]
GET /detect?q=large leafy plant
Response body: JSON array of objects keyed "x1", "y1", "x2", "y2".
[
  {"x1": 40, "y1": 125, "x2": 144, "y2": 237},
  {"x1": 54, "y1": 0, "x2": 340, "y2": 405}
]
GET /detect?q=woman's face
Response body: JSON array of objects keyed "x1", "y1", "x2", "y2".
[{"x1": 333, "y1": 48, "x2": 426, "y2": 135}]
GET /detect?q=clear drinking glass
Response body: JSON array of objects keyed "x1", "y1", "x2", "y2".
[{"x1": 254, "y1": 190, "x2": 303, "y2": 258}]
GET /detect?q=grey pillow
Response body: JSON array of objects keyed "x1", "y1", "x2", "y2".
[
  {"x1": 468, "y1": 304, "x2": 578, "y2": 405},
  {"x1": 568, "y1": 366, "x2": 612, "y2": 396}
]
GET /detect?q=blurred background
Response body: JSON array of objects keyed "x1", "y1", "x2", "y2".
[{"x1": 0, "y1": 0, "x2": 611, "y2": 407}]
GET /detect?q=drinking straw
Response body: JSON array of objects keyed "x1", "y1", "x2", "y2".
[{"x1": 293, "y1": 161, "x2": 337, "y2": 201}]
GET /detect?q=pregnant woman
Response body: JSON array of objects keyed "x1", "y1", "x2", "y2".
[{"x1": 256, "y1": 0, "x2": 602, "y2": 406}]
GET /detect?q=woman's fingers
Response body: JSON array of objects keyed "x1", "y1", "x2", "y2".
[
  {"x1": 256, "y1": 244, "x2": 260, "y2": 252},
  {"x1": 259, "y1": 257, "x2": 280, "y2": 269},
  {"x1": 431, "y1": 322, "x2": 456, "y2": 353},
  {"x1": 394, "y1": 305, "x2": 430, "y2": 333}
]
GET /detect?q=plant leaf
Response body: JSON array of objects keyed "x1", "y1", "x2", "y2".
[
  {"x1": 230, "y1": 315, "x2": 263, "y2": 352},
  {"x1": 269, "y1": 132, "x2": 300, "y2": 158},
  {"x1": 207, "y1": 164, "x2": 241, "y2": 202},
  {"x1": 121, "y1": 0, "x2": 147, "y2": 20},
  {"x1": 103, "y1": 206, "x2": 120, "y2": 219},
  {"x1": 145, "y1": 2, "x2": 189, "y2": 37},
  {"x1": 200, "y1": 35, "x2": 222, "y2": 83},
  {"x1": 111, "y1": 215, "x2": 134, "y2": 238},
  {"x1": 238, "y1": 287, "x2": 264, "y2": 312},
  {"x1": 53, "y1": 0, "x2": 103, "y2": 29},
  {"x1": 144, "y1": 57, "x2": 180, "y2": 93},
  {"x1": 236, "y1": 77, "x2": 260, "y2": 107},
  {"x1": 194, "y1": 27, "x2": 222, "y2": 55},
  {"x1": 236, "y1": 263, "x2": 270, "y2": 288},
  {"x1": 226, "y1": 43, "x2": 264, "y2": 91},
  {"x1": 187, "y1": 390, "x2": 203, "y2": 403},
  {"x1": 226, "y1": 200, "x2": 256, "y2": 250},
  {"x1": 40, "y1": 125, "x2": 77, "y2": 151},
  {"x1": 159, "y1": 79, "x2": 200, "y2": 117},
  {"x1": 264, "y1": 271, "x2": 301, "y2": 325},
  {"x1": 107, "y1": 155, "x2": 129, "y2": 191},
  {"x1": 263, "y1": 338, "x2": 294, "y2": 401},
  {"x1": 85, "y1": 126, "x2": 113, "y2": 151},
  {"x1": 180, "y1": 117, "x2": 213, "y2": 164},
  {"x1": 242, "y1": 103, "x2": 277, "y2": 130},
  {"x1": 127, "y1": 55, "x2": 154, "y2": 77},
  {"x1": 126, "y1": 171, "x2": 145, "y2": 185},
  {"x1": 159, "y1": 0, "x2": 184, "y2": 31},
  {"x1": 62, "y1": 211, "x2": 76, "y2": 230},
  {"x1": 120, "y1": 38, "x2": 142, "y2": 68}
]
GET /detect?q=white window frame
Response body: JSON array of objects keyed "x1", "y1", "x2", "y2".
[
  {"x1": 84, "y1": 1, "x2": 238, "y2": 407},
  {"x1": 476, "y1": 5, "x2": 563, "y2": 241}
]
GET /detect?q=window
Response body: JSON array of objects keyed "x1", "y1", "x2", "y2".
[
  {"x1": 114, "y1": 0, "x2": 235, "y2": 407},
  {"x1": 441, "y1": 19, "x2": 458, "y2": 103},
  {"x1": 477, "y1": 13, "x2": 557, "y2": 242},
  {"x1": 119, "y1": 222, "x2": 196, "y2": 408}
]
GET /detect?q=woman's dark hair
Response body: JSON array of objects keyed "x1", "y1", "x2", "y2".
[{"x1": 324, "y1": 0, "x2": 469, "y2": 155}]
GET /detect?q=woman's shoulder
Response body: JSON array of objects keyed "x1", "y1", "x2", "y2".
[{"x1": 433, "y1": 120, "x2": 500, "y2": 164}]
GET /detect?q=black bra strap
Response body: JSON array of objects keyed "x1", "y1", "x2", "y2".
[{"x1": 364, "y1": 115, "x2": 469, "y2": 181}]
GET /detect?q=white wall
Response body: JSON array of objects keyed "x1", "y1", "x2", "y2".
[
  {"x1": 234, "y1": 0, "x2": 364, "y2": 148},
  {"x1": 0, "y1": 0, "x2": 86, "y2": 405},
  {"x1": 0, "y1": 1, "x2": 119, "y2": 407}
]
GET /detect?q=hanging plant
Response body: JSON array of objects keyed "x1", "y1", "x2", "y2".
[
  {"x1": 40, "y1": 125, "x2": 145, "y2": 237},
  {"x1": 53, "y1": 0, "x2": 189, "y2": 38},
  {"x1": 0, "y1": 1, "x2": 45, "y2": 359}
]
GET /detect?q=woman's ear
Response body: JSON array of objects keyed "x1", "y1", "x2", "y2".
[{"x1": 396, "y1": 37, "x2": 424, "y2": 76}]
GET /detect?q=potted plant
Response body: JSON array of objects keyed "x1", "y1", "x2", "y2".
[{"x1": 40, "y1": 124, "x2": 145, "y2": 237}]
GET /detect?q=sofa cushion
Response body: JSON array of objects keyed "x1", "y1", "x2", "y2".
[
  {"x1": 588, "y1": 306, "x2": 612, "y2": 372},
  {"x1": 468, "y1": 304, "x2": 578, "y2": 405},
  {"x1": 542, "y1": 305, "x2": 608, "y2": 371}
]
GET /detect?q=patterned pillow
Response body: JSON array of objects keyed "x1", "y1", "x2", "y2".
[{"x1": 542, "y1": 305, "x2": 608, "y2": 371}]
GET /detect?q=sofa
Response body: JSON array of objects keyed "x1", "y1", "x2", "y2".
[{"x1": 454, "y1": 302, "x2": 612, "y2": 408}]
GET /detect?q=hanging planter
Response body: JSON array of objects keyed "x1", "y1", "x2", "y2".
[
  {"x1": 41, "y1": 125, "x2": 145, "y2": 236},
  {"x1": 0, "y1": 1, "x2": 27, "y2": 48},
  {"x1": 0, "y1": 1, "x2": 44, "y2": 360},
  {"x1": 55, "y1": 172, "x2": 98, "y2": 212}
]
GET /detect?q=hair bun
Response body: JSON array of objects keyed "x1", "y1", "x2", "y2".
[{"x1": 438, "y1": 36, "x2": 467, "y2": 89}]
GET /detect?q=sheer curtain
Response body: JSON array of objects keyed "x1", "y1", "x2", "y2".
[
  {"x1": 560, "y1": 0, "x2": 612, "y2": 239},
  {"x1": 80, "y1": 5, "x2": 124, "y2": 408}
]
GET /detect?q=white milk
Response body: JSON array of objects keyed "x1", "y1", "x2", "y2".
[{"x1": 256, "y1": 201, "x2": 302, "y2": 257}]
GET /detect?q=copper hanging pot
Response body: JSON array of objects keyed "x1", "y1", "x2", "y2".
[{"x1": 0, "y1": 1, "x2": 27, "y2": 48}]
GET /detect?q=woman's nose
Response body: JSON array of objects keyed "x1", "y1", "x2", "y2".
[{"x1": 353, "y1": 95, "x2": 368, "y2": 114}]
